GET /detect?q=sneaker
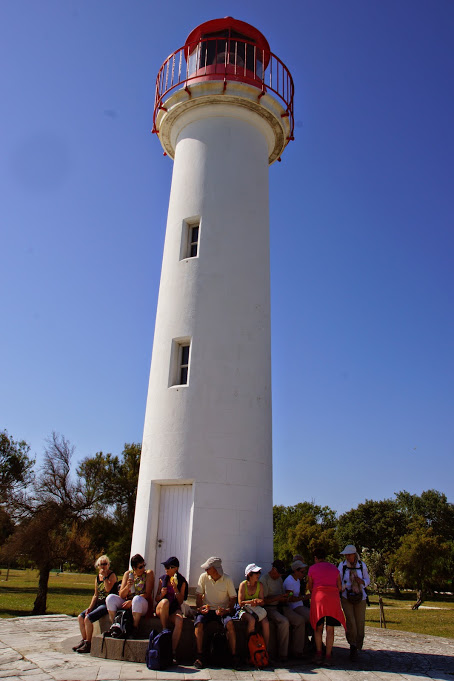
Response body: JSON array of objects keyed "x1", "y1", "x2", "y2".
[
  {"x1": 72, "y1": 639, "x2": 85, "y2": 651},
  {"x1": 194, "y1": 657, "x2": 204, "y2": 669},
  {"x1": 77, "y1": 641, "x2": 91, "y2": 654}
]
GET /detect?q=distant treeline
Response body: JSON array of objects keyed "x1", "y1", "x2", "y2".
[{"x1": 1, "y1": 429, "x2": 453, "y2": 613}]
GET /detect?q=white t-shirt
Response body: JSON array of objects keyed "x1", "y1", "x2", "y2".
[{"x1": 283, "y1": 574, "x2": 303, "y2": 609}]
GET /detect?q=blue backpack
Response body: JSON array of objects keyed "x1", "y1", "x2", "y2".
[{"x1": 146, "y1": 628, "x2": 173, "y2": 670}]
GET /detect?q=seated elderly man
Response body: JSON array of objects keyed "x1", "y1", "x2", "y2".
[
  {"x1": 261, "y1": 559, "x2": 307, "y2": 662},
  {"x1": 194, "y1": 556, "x2": 238, "y2": 669}
]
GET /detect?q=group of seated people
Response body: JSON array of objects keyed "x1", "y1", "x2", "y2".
[{"x1": 73, "y1": 545, "x2": 370, "y2": 667}]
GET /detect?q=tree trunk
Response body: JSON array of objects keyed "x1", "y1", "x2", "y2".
[
  {"x1": 411, "y1": 589, "x2": 424, "y2": 610},
  {"x1": 389, "y1": 573, "x2": 401, "y2": 597},
  {"x1": 32, "y1": 564, "x2": 51, "y2": 615}
]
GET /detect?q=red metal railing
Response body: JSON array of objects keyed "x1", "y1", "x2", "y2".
[{"x1": 153, "y1": 36, "x2": 294, "y2": 142}]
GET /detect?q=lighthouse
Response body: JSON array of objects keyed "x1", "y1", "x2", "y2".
[{"x1": 131, "y1": 17, "x2": 294, "y2": 587}]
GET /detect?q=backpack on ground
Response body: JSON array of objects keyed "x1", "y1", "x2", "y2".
[
  {"x1": 208, "y1": 630, "x2": 231, "y2": 667},
  {"x1": 101, "y1": 608, "x2": 134, "y2": 657},
  {"x1": 248, "y1": 631, "x2": 269, "y2": 668},
  {"x1": 146, "y1": 628, "x2": 173, "y2": 670}
]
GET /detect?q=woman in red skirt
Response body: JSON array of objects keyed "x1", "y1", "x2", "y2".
[{"x1": 307, "y1": 547, "x2": 346, "y2": 665}]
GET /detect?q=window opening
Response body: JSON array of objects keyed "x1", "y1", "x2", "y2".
[
  {"x1": 180, "y1": 217, "x2": 201, "y2": 260},
  {"x1": 170, "y1": 338, "x2": 191, "y2": 387},
  {"x1": 179, "y1": 344, "x2": 190, "y2": 385}
]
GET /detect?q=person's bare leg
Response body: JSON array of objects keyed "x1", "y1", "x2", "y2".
[
  {"x1": 156, "y1": 599, "x2": 170, "y2": 629},
  {"x1": 314, "y1": 623, "x2": 323, "y2": 653},
  {"x1": 84, "y1": 617, "x2": 94, "y2": 643},
  {"x1": 78, "y1": 613, "x2": 86, "y2": 640},
  {"x1": 261, "y1": 618, "x2": 270, "y2": 649},
  {"x1": 226, "y1": 619, "x2": 236, "y2": 655},
  {"x1": 171, "y1": 612, "x2": 183, "y2": 656},
  {"x1": 195, "y1": 623, "x2": 204, "y2": 658},
  {"x1": 243, "y1": 613, "x2": 255, "y2": 636},
  {"x1": 325, "y1": 626, "x2": 334, "y2": 657}
]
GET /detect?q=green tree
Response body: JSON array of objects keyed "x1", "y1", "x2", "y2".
[
  {"x1": 390, "y1": 518, "x2": 452, "y2": 599},
  {"x1": 336, "y1": 498, "x2": 407, "y2": 556},
  {"x1": 1, "y1": 433, "x2": 96, "y2": 614},
  {"x1": 77, "y1": 443, "x2": 141, "y2": 570},
  {"x1": 273, "y1": 502, "x2": 337, "y2": 564},
  {"x1": 0, "y1": 430, "x2": 34, "y2": 499},
  {"x1": 395, "y1": 489, "x2": 454, "y2": 541},
  {"x1": 0, "y1": 430, "x2": 35, "y2": 567}
]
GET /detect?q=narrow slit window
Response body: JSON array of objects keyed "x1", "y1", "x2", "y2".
[
  {"x1": 170, "y1": 338, "x2": 191, "y2": 387},
  {"x1": 189, "y1": 225, "x2": 199, "y2": 257},
  {"x1": 179, "y1": 344, "x2": 190, "y2": 385},
  {"x1": 180, "y1": 217, "x2": 201, "y2": 260}
]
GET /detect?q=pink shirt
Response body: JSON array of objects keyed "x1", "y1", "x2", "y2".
[{"x1": 308, "y1": 561, "x2": 339, "y2": 589}]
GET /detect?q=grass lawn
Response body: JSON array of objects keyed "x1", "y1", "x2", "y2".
[
  {"x1": 0, "y1": 569, "x2": 94, "y2": 619},
  {"x1": 1, "y1": 570, "x2": 453, "y2": 639},
  {"x1": 365, "y1": 592, "x2": 454, "y2": 639}
]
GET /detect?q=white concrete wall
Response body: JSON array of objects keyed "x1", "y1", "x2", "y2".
[{"x1": 132, "y1": 105, "x2": 274, "y2": 587}]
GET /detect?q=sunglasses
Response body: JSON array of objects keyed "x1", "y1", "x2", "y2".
[
  {"x1": 99, "y1": 562, "x2": 109, "y2": 566},
  {"x1": 136, "y1": 564, "x2": 146, "y2": 569}
]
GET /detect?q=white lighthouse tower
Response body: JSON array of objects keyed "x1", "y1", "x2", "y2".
[{"x1": 131, "y1": 17, "x2": 294, "y2": 587}]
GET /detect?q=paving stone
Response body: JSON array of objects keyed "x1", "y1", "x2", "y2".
[
  {"x1": 0, "y1": 618, "x2": 453, "y2": 681},
  {"x1": 52, "y1": 668, "x2": 99, "y2": 681},
  {"x1": 95, "y1": 666, "x2": 122, "y2": 681}
]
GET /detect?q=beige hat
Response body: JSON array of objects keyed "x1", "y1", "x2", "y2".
[
  {"x1": 201, "y1": 556, "x2": 223, "y2": 575},
  {"x1": 340, "y1": 545, "x2": 357, "y2": 555}
]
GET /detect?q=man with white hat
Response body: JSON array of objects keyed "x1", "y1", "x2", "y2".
[
  {"x1": 194, "y1": 556, "x2": 238, "y2": 669},
  {"x1": 338, "y1": 545, "x2": 370, "y2": 660},
  {"x1": 283, "y1": 560, "x2": 311, "y2": 623}
]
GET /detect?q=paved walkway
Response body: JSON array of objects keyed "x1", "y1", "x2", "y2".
[{"x1": 0, "y1": 615, "x2": 453, "y2": 681}]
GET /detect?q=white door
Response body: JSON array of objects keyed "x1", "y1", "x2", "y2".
[{"x1": 155, "y1": 484, "x2": 193, "y2": 582}]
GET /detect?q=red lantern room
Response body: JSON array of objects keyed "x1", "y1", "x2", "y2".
[
  {"x1": 184, "y1": 17, "x2": 271, "y2": 85},
  {"x1": 153, "y1": 17, "x2": 294, "y2": 162}
]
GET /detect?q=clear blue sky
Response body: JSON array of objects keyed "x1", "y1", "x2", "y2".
[{"x1": 1, "y1": 1, "x2": 453, "y2": 515}]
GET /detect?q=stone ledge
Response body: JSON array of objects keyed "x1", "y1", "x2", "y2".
[{"x1": 91, "y1": 615, "x2": 287, "y2": 664}]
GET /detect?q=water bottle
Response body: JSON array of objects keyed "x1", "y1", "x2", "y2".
[{"x1": 129, "y1": 571, "x2": 135, "y2": 594}]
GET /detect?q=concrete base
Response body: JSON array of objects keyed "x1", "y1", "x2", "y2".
[{"x1": 91, "y1": 614, "x2": 291, "y2": 664}]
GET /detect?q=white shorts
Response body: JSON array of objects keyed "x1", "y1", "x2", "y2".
[{"x1": 106, "y1": 593, "x2": 149, "y2": 615}]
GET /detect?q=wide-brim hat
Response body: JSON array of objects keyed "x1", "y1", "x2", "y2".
[{"x1": 340, "y1": 545, "x2": 357, "y2": 555}]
